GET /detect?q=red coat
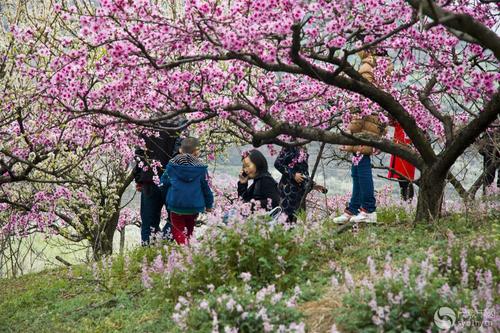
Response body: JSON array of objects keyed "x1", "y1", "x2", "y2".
[{"x1": 388, "y1": 123, "x2": 416, "y2": 180}]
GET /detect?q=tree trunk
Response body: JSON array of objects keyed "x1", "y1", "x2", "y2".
[
  {"x1": 91, "y1": 232, "x2": 114, "y2": 260},
  {"x1": 415, "y1": 170, "x2": 446, "y2": 222},
  {"x1": 119, "y1": 228, "x2": 125, "y2": 256},
  {"x1": 91, "y1": 211, "x2": 120, "y2": 260},
  {"x1": 89, "y1": 171, "x2": 134, "y2": 259}
]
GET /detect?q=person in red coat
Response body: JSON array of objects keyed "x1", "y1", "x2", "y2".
[{"x1": 388, "y1": 122, "x2": 416, "y2": 201}]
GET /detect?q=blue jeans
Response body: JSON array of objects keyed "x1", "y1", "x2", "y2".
[
  {"x1": 348, "y1": 155, "x2": 376, "y2": 214},
  {"x1": 140, "y1": 183, "x2": 167, "y2": 244},
  {"x1": 162, "y1": 217, "x2": 173, "y2": 241}
]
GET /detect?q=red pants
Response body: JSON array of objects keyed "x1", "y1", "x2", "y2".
[{"x1": 170, "y1": 212, "x2": 197, "y2": 245}]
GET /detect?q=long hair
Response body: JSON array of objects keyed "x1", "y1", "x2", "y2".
[{"x1": 244, "y1": 149, "x2": 269, "y2": 176}]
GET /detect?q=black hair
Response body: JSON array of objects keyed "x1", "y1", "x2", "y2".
[{"x1": 245, "y1": 149, "x2": 269, "y2": 176}]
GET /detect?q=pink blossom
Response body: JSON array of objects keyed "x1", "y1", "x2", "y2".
[
  {"x1": 344, "y1": 269, "x2": 355, "y2": 289},
  {"x1": 141, "y1": 258, "x2": 153, "y2": 289},
  {"x1": 240, "y1": 272, "x2": 252, "y2": 282}
]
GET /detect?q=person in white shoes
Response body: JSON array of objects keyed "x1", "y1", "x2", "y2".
[
  {"x1": 334, "y1": 50, "x2": 382, "y2": 225},
  {"x1": 333, "y1": 154, "x2": 377, "y2": 224}
]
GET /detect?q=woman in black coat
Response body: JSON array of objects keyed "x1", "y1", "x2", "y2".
[
  {"x1": 238, "y1": 149, "x2": 280, "y2": 211},
  {"x1": 274, "y1": 146, "x2": 326, "y2": 222}
]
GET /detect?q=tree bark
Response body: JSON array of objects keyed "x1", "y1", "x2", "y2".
[
  {"x1": 90, "y1": 170, "x2": 134, "y2": 259},
  {"x1": 415, "y1": 170, "x2": 446, "y2": 222},
  {"x1": 91, "y1": 211, "x2": 119, "y2": 260},
  {"x1": 119, "y1": 228, "x2": 125, "y2": 256}
]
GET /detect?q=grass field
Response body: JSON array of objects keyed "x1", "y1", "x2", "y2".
[{"x1": 1, "y1": 207, "x2": 498, "y2": 332}]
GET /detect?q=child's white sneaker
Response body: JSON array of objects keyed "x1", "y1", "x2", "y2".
[
  {"x1": 333, "y1": 212, "x2": 354, "y2": 224},
  {"x1": 351, "y1": 210, "x2": 377, "y2": 223}
]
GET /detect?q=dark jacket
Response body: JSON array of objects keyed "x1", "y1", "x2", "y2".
[
  {"x1": 134, "y1": 124, "x2": 183, "y2": 184},
  {"x1": 160, "y1": 154, "x2": 214, "y2": 214},
  {"x1": 237, "y1": 173, "x2": 280, "y2": 211},
  {"x1": 274, "y1": 146, "x2": 311, "y2": 220},
  {"x1": 274, "y1": 147, "x2": 310, "y2": 184}
]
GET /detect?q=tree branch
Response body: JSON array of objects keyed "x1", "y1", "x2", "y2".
[
  {"x1": 435, "y1": 89, "x2": 500, "y2": 177},
  {"x1": 418, "y1": 76, "x2": 453, "y2": 144},
  {"x1": 406, "y1": 0, "x2": 500, "y2": 60},
  {"x1": 288, "y1": 23, "x2": 436, "y2": 165}
]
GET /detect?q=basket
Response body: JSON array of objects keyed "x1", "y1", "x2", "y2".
[
  {"x1": 362, "y1": 121, "x2": 382, "y2": 136},
  {"x1": 348, "y1": 119, "x2": 364, "y2": 133},
  {"x1": 361, "y1": 115, "x2": 383, "y2": 136},
  {"x1": 363, "y1": 115, "x2": 380, "y2": 124}
]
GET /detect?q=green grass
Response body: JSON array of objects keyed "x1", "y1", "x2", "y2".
[{"x1": 0, "y1": 208, "x2": 497, "y2": 332}]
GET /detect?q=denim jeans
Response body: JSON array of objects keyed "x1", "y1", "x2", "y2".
[
  {"x1": 140, "y1": 183, "x2": 165, "y2": 245},
  {"x1": 162, "y1": 216, "x2": 173, "y2": 241},
  {"x1": 348, "y1": 155, "x2": 376, "y2": 214}
]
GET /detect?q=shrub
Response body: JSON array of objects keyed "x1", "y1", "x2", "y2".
[
  {"x1": 333, "y1": 234, "x2": 499, "y2": 333},
  {"x1": 171, "y1": 283, "x2": 304, "y2": 333},
  {"x1": 138, "y1": 213, "x2": 332, "y2": 300}
]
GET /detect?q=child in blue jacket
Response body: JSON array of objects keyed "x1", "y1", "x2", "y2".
[{"x1": 160, "y1": 137, "x2": 214, "y2": 244}]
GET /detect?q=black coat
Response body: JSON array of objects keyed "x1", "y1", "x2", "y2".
[
  {"x1": 237, "y1": 173, "x2": 280, "y2": 211},
  {"x1": 134, "y1": 124, "x2": 183, "y2": 184},
  {"x1": 274, "y1": 147, "x2": 310, "y2": 220}
]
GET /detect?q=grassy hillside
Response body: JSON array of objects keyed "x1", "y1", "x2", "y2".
[{"x1": 1, "y1": 208, "x2": 498, "y2": 332}]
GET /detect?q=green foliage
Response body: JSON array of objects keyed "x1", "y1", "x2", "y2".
[
  {"x1": 194, "y1": 218, "x2": 320, "y2": 289},
  {"x1": 376, "y1": 206, "x2": 413, "y2": 225},
  {"x1": 170, "y1": 285, "x2": 303, "y2": 332},
  {"x1": 332, "y1": 226, "x2": 499, "y2": 333},
  {"x1": 139, "y1": 215, "x2": 333, "y2": 302},
  {"x1": 337, "y1": 277, "x2": 460, "y2": 333},
  {"x1": 0, "y1": 212, "x2": 497, "y2": 332}
]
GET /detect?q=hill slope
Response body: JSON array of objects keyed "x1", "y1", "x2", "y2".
[{"x1": 1, "y1": 208, "x2": 498, "y2": 332}]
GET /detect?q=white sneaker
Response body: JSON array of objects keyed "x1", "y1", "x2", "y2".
[
  {"x1": 351, "y1": 211, "x2": 377, "y2": 223},
  {"x1": 333, "y1": 212, "x2": 354, "y2": 224}
]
